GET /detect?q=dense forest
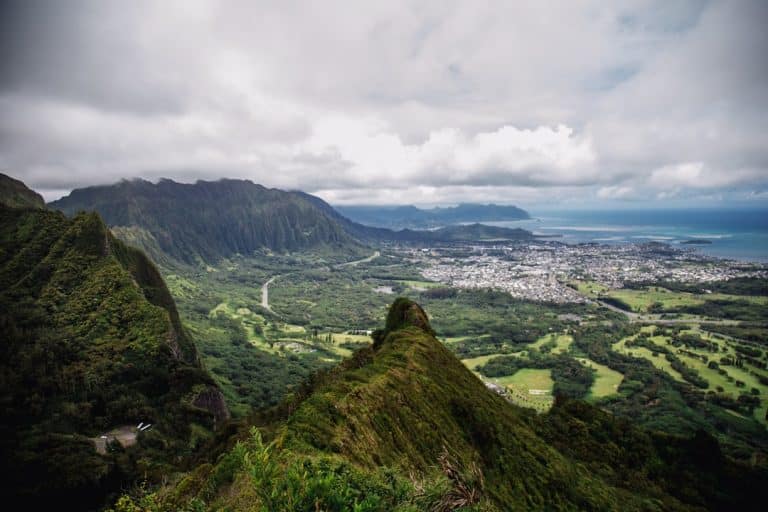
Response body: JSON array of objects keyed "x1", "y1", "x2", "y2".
[{"x1": 0, "y1": 199, "x2": 228, "y2": 508}]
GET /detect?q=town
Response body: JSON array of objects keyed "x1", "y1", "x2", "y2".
[{"x1": 410, "y1": 241, "x2": 767, "y2": 303}]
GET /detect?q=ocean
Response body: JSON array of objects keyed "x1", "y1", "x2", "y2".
[{"x1": 488, "y1": 208, "x2": 768, "y2": 263}]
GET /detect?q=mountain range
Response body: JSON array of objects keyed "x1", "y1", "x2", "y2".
[
  {"x1": 50, "y1": 179, "x2": 534, "y2": 266},
  {"x1": 5, "y1": 173, "x2": 767, "y2": 510},
  {"x1": 336, "y1": 203, "x2": 530, "y2": 229}
]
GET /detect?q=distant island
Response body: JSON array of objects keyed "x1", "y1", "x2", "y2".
[
  {"x1": 336, "y1": 202, "x2": 530, "y2": 229},
  {"x1": 681, "y1": 239, "x2": 713, "y2": 245}
]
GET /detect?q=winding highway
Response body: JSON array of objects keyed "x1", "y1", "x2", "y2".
[{"x1": 260, "y1": 251, "x2": 380, "y2": 313}]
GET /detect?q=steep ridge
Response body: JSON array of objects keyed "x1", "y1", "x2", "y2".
[
  {"x1": 0, "y1": 201, "x2": 228, "y2": 508},
  {"x1": 50, "y1": 178, "x2": 360, "y2": 265},
  {"x1": 0, "y1": 172, "x2": 45, "y2": 209},
  {"x1": 51, "y1": 180, "x2": 535, "y2": 267},
  {"x1": 126, "y1": 299, "x2": 768, "y2": 511}
]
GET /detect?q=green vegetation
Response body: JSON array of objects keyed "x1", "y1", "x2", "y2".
[
  {"x1": 575, "y1": 358, "x2": 624, "y2": 399},
  {"x1": 114, "y1": 299, "x2": 768, "y2": 511},
  {"x1": 0, "y1": 205, "x2": 227, "y2": 508},
  {"x1": 530, "y1": 333, "x2": 573, "y2": 354},
  {"x1": 0, "y1": 172, "x2": 45, "y2": 209},
  {"x1": 50, "y1": 178, "x2": 366, "y2": 265}
]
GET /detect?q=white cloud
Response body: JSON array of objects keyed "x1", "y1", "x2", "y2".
[
  {"x1": 0, "y1": 0, "x2": 766, "y2": 204},
  {"x1": 597, "y1": 185, "x2": 635, "y2": 199}
]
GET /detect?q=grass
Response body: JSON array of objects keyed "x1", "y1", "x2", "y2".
[
  {"x1": 613, "y1": 336, "x2": 686, "y2": 382},
  {"x1": 398, "y1": 280, "x2": 442, "y2": 290},
  {"x1": 613, "y1": 325, "x2": 768, "y2": 424},
  {"x1": 575, "y1": 358, "x2": 624, "y2": 399},
  {"x1": 493, "y1": 369, "x2": 554, "y2": 413},
  {"x1": 461, "y1": 354, "x2": 504, "y2": 370},
  {"x1": 608, "y1": 287, "x2": 704, "y2": 313},
  {"x1": 530, "y1": 333, "x2": 573, "y2": 354},
  {"x1": 575, "y1": 281, "x2": 767, "y2": 315}
]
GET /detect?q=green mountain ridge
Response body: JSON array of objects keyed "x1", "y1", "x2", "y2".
[
  {"x1": 50, "y1": 179, "x2": 536, "y2": 267},
  {"x1": 122, "y1": 299, "x2": 768, "y2": 511},
  {"x1": 0, "y1": 197, "x2": 228, "y2": 508},
  {"x1": 0, "y1": 172, "x2": 45, "y2": 209},
  {"x1": 50, "y1": 178, "x2": 362, "y2": 265}
]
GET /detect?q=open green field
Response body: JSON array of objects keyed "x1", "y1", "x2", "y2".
[
  {"x1": 576, "y1": 358, "x2": 624, "y2": 399},
  {"x1": 493, "y1": 369, "x2": 554, "y2": 413},
  {"x1": 574, "y1": 280, "x2": 768, "y2": 316},
  {"x1": 399, "y1": 280, "x2": 442, "y2": 290},
  {"x1": 608, "y1": 287, "x2": 704, "y2": 313},
  {"x1": 530, "y1": 333, "x2": 573, "y2": 354},
  {"x1": 463, "y1": 354, "x2": 501, "y2": 370}
]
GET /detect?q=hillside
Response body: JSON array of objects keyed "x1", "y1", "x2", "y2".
[
  {"x1": 51, "y1": 180, "x2": 534, "y2": 266},
  {"x1": 118, "y1": 299, "x2": 768, "y2": 511},
  {"x1": 0, "y1": 172, "x2": 45, "y2": 209},
  {"x1": 50, "y1": 178, "x2": 362, "y2": 265},
  {"x1": 297, "y1": 192, "x2": 535, "y2": 244},
  {"x1": 0, "y1": 201, "x2": 228, "y2": 509},
  {"x1": 337, "y1": 203, "x2": 530, "y2": 229}
]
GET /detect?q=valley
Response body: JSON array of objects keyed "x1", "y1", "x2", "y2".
[
  {"x1": 4, "y1": 174, "x2": 767, "y2": 509},
  {"x1": 154, "y1": 234, "x2": 768, "y2": 461}
]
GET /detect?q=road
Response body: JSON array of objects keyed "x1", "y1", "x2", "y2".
[
  {"x1": 334, "y1": 251, "x2": 380, "y2": 268},
  {"x1": 260, "y1": 251, "x2": 379, "y2": 315},
  {"x1": 261, "y1": 276, "x2": 279, "y2": 312}
]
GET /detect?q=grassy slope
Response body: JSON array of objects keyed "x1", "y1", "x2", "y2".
[{"x1": 137, "y1": 299, "x2": 768, "y2": 511}]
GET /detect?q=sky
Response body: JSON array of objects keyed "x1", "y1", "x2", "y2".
[{"x1": 1, "y1": 0, "x2": 767, "y2": 207}]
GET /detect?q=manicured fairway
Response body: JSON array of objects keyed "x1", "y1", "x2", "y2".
[
  {"x1": 495, "y1": 369, "x2": 555, "y2": 413},
  {"x1": 530, "y1": 333, "x2": 573, "y2": 354},
  {"x1": 462, "y1": 354, "x2": 504, "y2": 370},
  {"x1": 576, "y1": 358, "x2": 624, "y2": 399}
]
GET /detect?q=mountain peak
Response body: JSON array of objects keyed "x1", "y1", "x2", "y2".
[{"x1": 384, "y1": 297, "x2": 435, "y2": 336}]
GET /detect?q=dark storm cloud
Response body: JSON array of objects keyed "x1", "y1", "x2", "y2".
[
  {"x1": 0, "y1": 0, "x2": 766, "y2": 205},
  {"x1": 0, "y1": 0, "x2": 189, "y2": 114}
]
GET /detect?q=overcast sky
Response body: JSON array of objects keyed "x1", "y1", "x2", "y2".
[{"x1": 1, "y1": 0, "x2": 767, "y2": 207}]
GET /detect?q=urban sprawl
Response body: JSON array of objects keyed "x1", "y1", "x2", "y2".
[{"x1": 410, "y1": 242, "x2": 767, "y2": 303}]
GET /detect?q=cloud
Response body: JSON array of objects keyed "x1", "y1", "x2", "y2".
[
  {"x1": 0, "y1": 0, "x2": 766, "y2": 205},
  {"x1": 597, "y1": 186, "x2": 635, "y2": 199},
  {"x1": 302, "y1": 119, "x2": 596, "y2": 188}
]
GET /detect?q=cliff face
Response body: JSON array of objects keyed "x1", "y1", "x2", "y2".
[
  {"x1": 129, "y1": 298, "x2": 768, "y2": 511},
  {"x1": 50, "y1": 178, "x2": 361, "y2": 265},
  {"x1": 0, "y1": 200, "x2": 228, "y2": 508}
]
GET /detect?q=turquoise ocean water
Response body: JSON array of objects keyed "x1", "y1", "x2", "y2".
[{"x1": 489, "y1": 208, "x2": 768, "y2": 263}]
